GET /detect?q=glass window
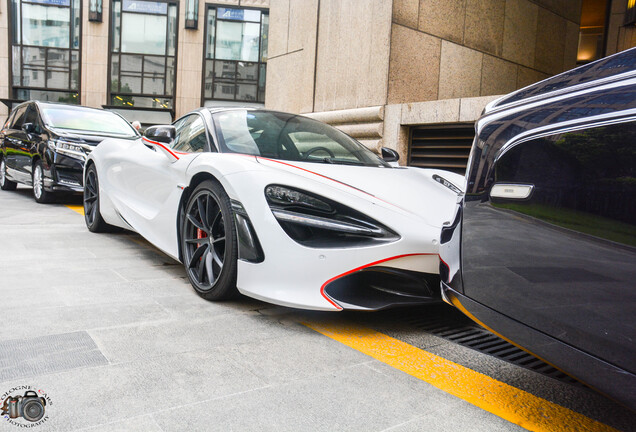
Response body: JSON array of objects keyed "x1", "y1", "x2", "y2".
[
  {"x1": 40, "y1": 105, "x2": 138, "y2": 136},
  {"x1": 109, "y1": 0, "x2": 177, "y2": 110},
  {"x1": 212, "y1": 110, "x2": 389, "y2": 167},
  {"x1": 203, "y1": 6, "x2": 268, "y2": 105},
  {"x1": 24, "y1": 105, "x2": 39, "y2": 126},
  {"x1": 22, "y1": 3, "x2": 70, "y2": 48},
  {"x1": 215, "y1": 20, "x2": 260, "y2": 61},
  {"x1": 172, "y1": 116, "x2": 208, "y2": 153},
  {"x1": 9, "y1": 0, "x2": 80, "y2": 103},
  {"x1": 10, "y1": 105, "x2": 28, "y2": 129},
  {"x1": 171, "y1": 115, "x2": 197, "y2": 149},
  {"x1": 121, "y1": 13, "x2": 167, "y2": 55}
]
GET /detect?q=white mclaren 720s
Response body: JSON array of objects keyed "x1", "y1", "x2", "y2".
[{"x1": 83, "y1": 108, "x2": 464, "y2": 311}]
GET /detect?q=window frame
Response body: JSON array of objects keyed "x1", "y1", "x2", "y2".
[
  {"x1": 200, "y1": 3, "x2": 268, "y2": 106},
  {"x1": 107, "y1": 0, "x2": 179, "y2": 114},
  {"x1": 7, "y1": 0, "x2": 82, "y2": 103},
  {"x1": 3, "y1": 110, "x2": 17, "y2": 130},
  {"x1": 171, "y1": 112, "x2": 212, "y2": 153}
]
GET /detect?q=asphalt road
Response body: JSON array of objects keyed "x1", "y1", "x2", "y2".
[{"x1": 0, "y1": 186, "x2": 634, "y2": 431}]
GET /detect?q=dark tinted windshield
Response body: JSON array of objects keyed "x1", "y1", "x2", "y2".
[
  {"x1": 212, "y1": 110, "x2": 389, "y2": 167},
  {"x1": 41, "y1": 106, "x2": 138, "y2": 136}
]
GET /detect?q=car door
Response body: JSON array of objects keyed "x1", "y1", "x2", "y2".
[
  {"x1": 3, "y1": 105, "x2": 30, "y2": 184},
  {"x1": 1, "y1": 109, "x2": 17, "y2": 161},
  {"x1": 107, "y1": 114, "x2": 209, "y2": 258},
  {"x1": 462, "y1": 115, "x2": 636, "y2": 376},
  {"x1": 18, "y1": 104, "x2": 43, "y2": 179}
]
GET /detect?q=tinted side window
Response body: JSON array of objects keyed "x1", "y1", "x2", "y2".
[
  {"x1": 24, "y1": 106, "x2": 40, "y2": 130},
  {"x1": 494, "y1": 121, "x2": 636, "y2": 246},
  {"x1": 10, "y1": 106, "x2": 28, "y2": 129},
  {"x1": 172, "y1": 115, "x2": 208, "y2": 153},
  {"x1": 170, "y1": 115, "x2": 197, "y2": 149}
]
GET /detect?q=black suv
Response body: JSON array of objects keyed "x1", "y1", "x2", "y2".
[
  {"x1": 440, "y1": 47, "x2": 636, "y2": 409},
  {"x1": 0, "y1": 101, "x2": 139, "y2": 203}
]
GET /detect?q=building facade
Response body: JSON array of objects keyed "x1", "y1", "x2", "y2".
[
  {"x1": 1, "y1": 0, "x2": 635, "y2": 169},
  {"x1": 1, "y1": 0, "x2": 270, "y2": 125},
  {"x1": 266, "y1": 0, "x2": 636, "y2": 171}
]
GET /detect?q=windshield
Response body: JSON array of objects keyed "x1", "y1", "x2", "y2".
[
  {"x1": 211, "y1": 110, "x2": 389, "y2": 167},
  {"x1": 41, "y1": 106, "x2": 138, "y2": 137}
]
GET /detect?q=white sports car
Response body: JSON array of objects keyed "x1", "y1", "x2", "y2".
[{"x1": 84, "y1": 108, "x2": 464, "y2": 311}]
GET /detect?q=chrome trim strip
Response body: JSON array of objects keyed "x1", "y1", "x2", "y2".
[
  {"x1": 487, "y1": 70, "x2": 636, "y2": 115},
  {"x1": 490, "y1": 183, "x2": 534, "y2": 200},
  {"x1": 476, "y1": 76, "x2": 636, "y2": 134},
  {"x1": 495, "y1": 113, "x2": 636, "y2": 163}
]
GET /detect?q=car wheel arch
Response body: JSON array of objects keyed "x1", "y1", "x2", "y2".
[{"x1": 176, "y1": 171, "x2": 224, "y2": 263}]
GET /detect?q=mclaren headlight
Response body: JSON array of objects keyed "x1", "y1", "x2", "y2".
[
  {"x1": 264, "y1": 185, "x2": 399, "y2": 248},
  {"x1": 48, "y1": 139, "x2": 91, "y2": 161}
]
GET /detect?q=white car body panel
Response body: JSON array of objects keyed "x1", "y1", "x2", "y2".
[{"x1": 88, "y1": 124, "x2": 464, "y2": 311}]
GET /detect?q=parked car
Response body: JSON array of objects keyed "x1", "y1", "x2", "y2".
[
  {"x1": 84, "y1": 108, "x2": 464, "y2": 310},
  {"x1": 439, "y1": 48, "x2": 636, "y2": 409},
  {"x1": 0, "y1": 101, "x2": 139, "y2": 202}
]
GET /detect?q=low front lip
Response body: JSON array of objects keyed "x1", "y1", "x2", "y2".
[{"x1": 320, "y1": 253, "x2": 439, "y2": 310}]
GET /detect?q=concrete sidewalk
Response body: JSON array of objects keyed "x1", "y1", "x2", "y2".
[{"x1": 0, "y1": 187, "x2": 633, "y2": 431}]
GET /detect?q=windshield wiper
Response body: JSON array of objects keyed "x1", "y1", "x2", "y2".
[{"x1": 321, "y1": 158, "x2": 365, "y2": 166}]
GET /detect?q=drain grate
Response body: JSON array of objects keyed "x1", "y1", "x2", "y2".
[
  {"x1": 0, "y1": 331, "x2": 109, "y2": 382},
  {"x1": 380, "y1": 306, "x2": 584, "y2": 387}
]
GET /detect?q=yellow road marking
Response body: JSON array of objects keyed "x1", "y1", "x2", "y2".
[
  {"x1": 66, "y1": 204, "x2": 85, "y2": 215},
  {"x1": 303, "y1": 321, "x2": 617, "y2": 432},
  {"x1": 62, "y1": 201, "x2": 617, "y2": 431}
]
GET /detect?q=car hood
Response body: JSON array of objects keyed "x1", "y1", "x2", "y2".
[
  {"x1": 49, "y1": 127, "x2": 139, "y2": 146},
  {"x1": 255, "y1": 158, "x2": 464, "y2": 228}
]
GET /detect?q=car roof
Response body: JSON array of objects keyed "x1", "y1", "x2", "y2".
[
  {"x1": 202, "y1": 106, "x2": 265, "y2": 115},
  {"x1": 485, "y1": 47, "x2": 636, "y2": 115},
  {"x1": 34, "y1": 101, "x2": 111, "y2": 113}
]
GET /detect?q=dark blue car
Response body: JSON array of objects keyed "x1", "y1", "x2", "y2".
[{"x1": 440, "y1": 47, "x2": 636, "y2": 409}]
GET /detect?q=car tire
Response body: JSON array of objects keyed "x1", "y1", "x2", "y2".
[
  {"x1": 32, "y1": 160, "x2": 53, "y2": 203},
  {"x1": 84, "y1": 163, "x2": 118, "y2": 233},
  {"x1": 181, "y1": 180, "x2": 238, "y2": 301},
  {"x1": 0, "y1": 157, "x2": 17, "y2": 191}
]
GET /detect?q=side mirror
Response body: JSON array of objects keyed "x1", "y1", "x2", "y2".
[
  {"x1": 144, "y1": 125, "x2": 175, "y2": 145},
  {"x1": 381, "y1": 147, "x2": 399, "y2": 163},
  {"x1": 22, "y1": 123, "x2": 36, "y2": 134}
]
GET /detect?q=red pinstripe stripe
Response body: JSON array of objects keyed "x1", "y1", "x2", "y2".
[
  {"x1": 142, "y1": 137, "x2": 180, "y2": 160},
  {"x1": 256, "y1": 157, "x2": 373, "y2": 196}
]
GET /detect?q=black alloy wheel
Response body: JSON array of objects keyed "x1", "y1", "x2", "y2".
[
  {"x1": 84, "y1": 164, "x2": 116, "y2": 232},
  {"x1": 32, "y1": 160, "x2": 53, "y2": 203},
  {"x1": 0, "y1": 157, "x2": 17, "y2": 191},
  {"x1": 181, "y1": 180, "x2": 238, "y2": 300}
]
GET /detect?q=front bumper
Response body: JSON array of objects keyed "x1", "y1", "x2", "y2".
[
  {"x1": 44, "y1": 153, "x2": 86, "y2": 193},
  {"x1": 226, "y1": 176, "x2": 444, "y2": 311}
]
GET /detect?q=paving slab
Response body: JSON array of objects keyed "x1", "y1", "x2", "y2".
[{"x1": 1, "y1": 186, "x2": 634, "y2": 432}]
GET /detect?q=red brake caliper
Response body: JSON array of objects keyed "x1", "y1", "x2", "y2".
[{"x1": 196, "y1": 229, "x2": 207, "y2": 258}]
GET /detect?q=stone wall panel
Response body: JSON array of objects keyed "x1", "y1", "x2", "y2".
[{"x1": 388, "y1": 24, "x2": 441, "y2": 104}]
